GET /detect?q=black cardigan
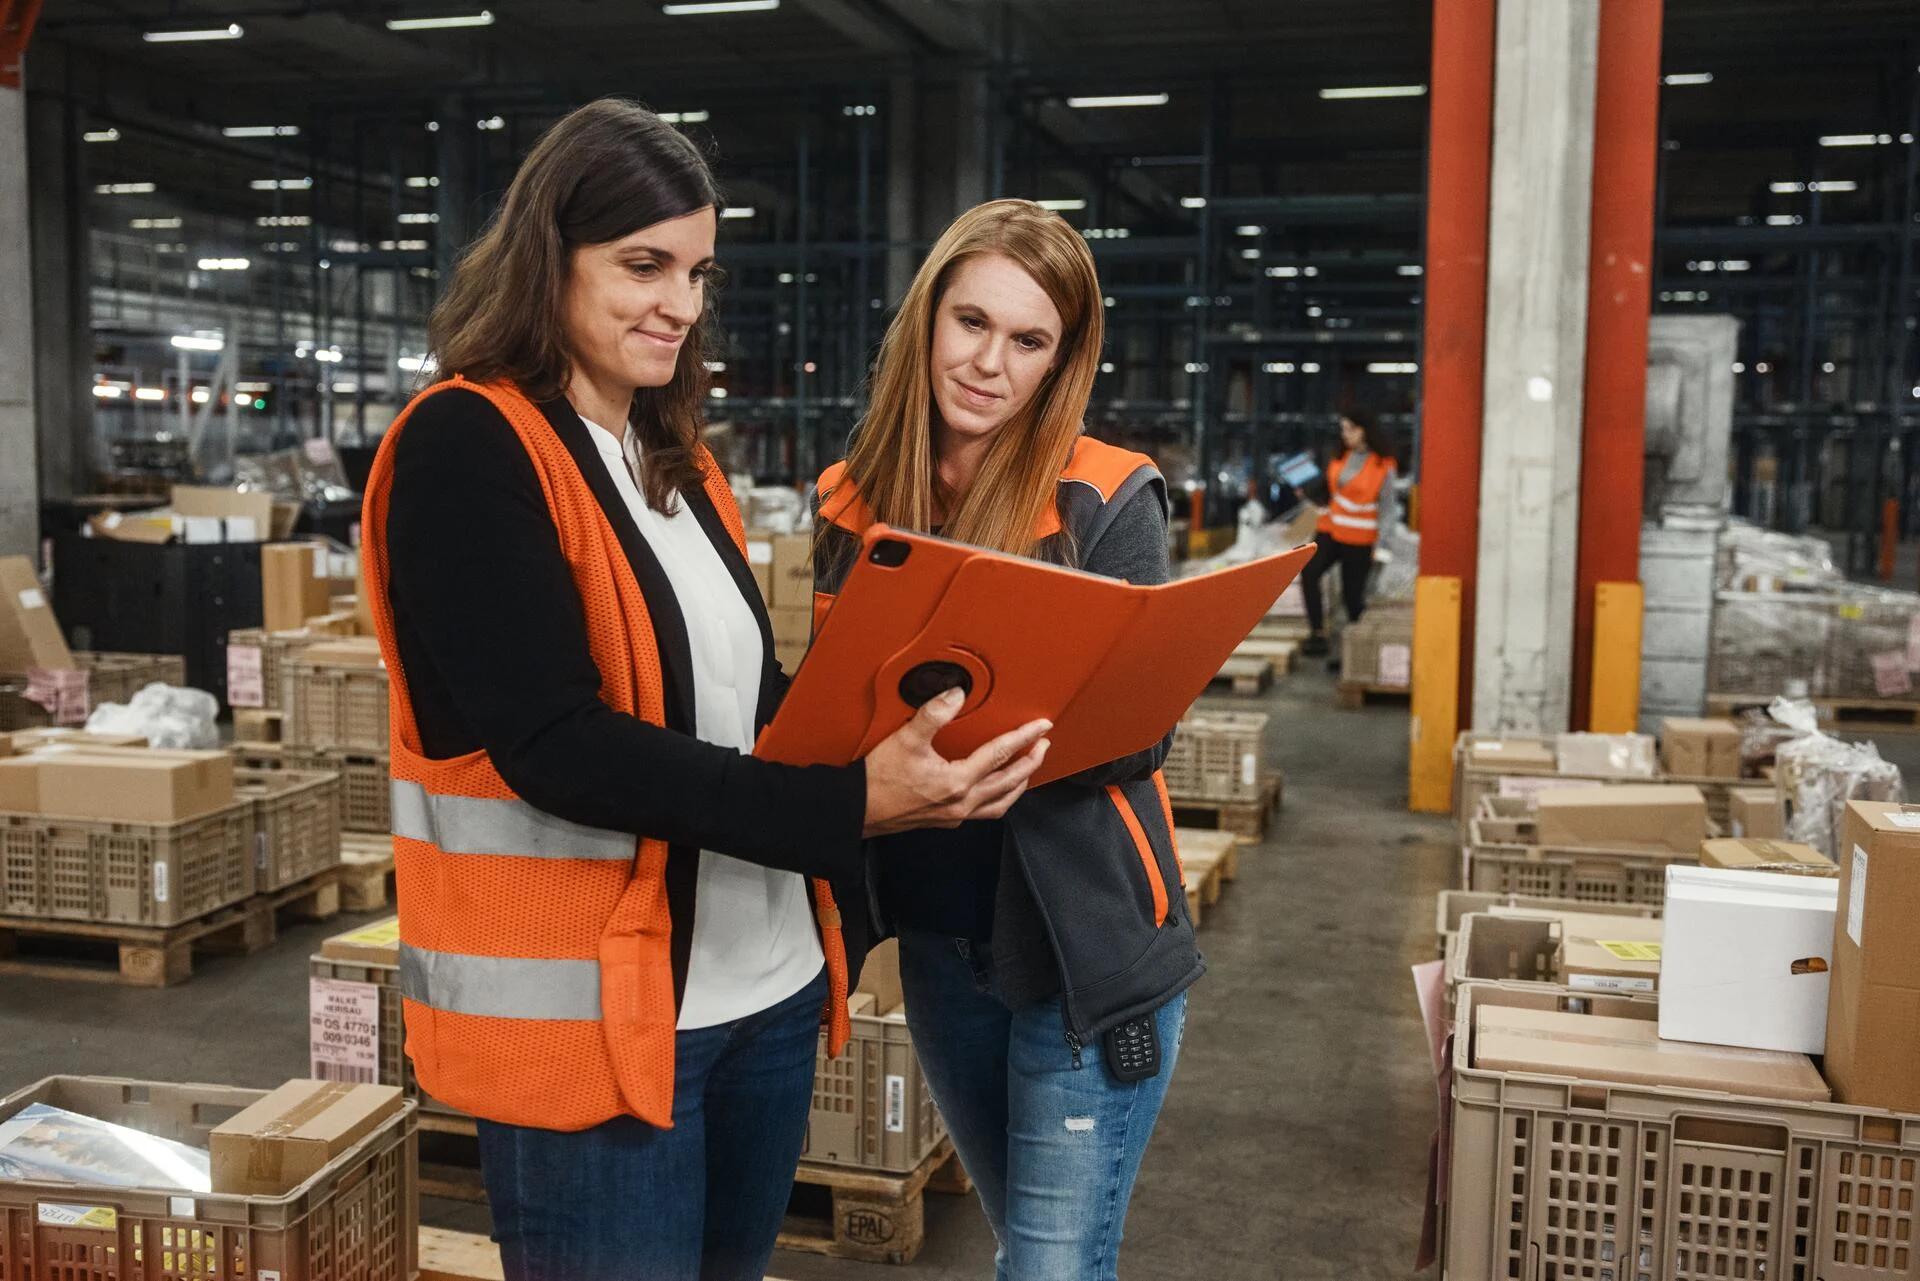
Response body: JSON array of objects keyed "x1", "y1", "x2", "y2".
[{"x1": 383, "y1": 388, "x2": 869, "y2": 1003}]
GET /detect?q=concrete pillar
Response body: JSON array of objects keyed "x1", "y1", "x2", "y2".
[
  {"x1": 1471, "y1": 0, "x2": 1601, "y2": 732},
  {"x1": 885, "y1": 71, "x2": 918, "y2": 304},
  {"x1": 0, "y1": 82, "x2": 38, "y2": 557},
  {"x1": 28, "y1": 69, "x2": 90, "y2": 508}
]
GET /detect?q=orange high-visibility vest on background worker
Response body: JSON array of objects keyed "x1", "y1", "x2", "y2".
[
  {"x1": 361, "y1": 376, "x2": 851, "y2": 1132},
  {"x1": 1316, "y1": 451, "x2": 1394, "y2": 546}
]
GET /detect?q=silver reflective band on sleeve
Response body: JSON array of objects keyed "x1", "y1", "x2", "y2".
[
  {"x1": 1329, "y1": 513, "x2": 1379, "y2": 530},
  {"x1": 399, "y1": 942, "x2": 603, "y2": 1021},
  {"x1": 391, "y1": 779, "x2": 637, "y2": 860}
]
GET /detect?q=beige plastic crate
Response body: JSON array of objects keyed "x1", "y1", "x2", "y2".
[
  {"x1": 0, "y1": 802, "x2": 256, "y2": 927},
  {"x1": 1447, "y1": 984, "x2": 1920, "y2": 1281},
  {"x1": 804, "y1": 1006, "x2": 945, "y2": 1174},
  {"x1": 226, "y1": 629, "x2": 323, "y2": 711},
  {"x1": 79, "y1": 651, "x2": 188, "y2": 707},
  {"x1": 0, "y1": 1074, "x2": 417, "y2": 1281},
  {"x1": 1433, "y1": 889, "x2": 1660, "y2": 958},
  {"x1": 281, "y1": 660, "x2": 388, "y2": 753},
  {"x1": 237, "y1": 767, "x2": 342, "y2": 893},
  {"x1": 1340, "y1": 603, "x2": 1414, "y2": 687},
  {"x1": 237, "y1": 747, "x2": 389, "y2": 834},
  {"x1": 1162, "y1": 709, "x2": 1269, "y2": 803},
  {"x1": 1466, "y1": 811, "x2": 1695, "y2": 906}
]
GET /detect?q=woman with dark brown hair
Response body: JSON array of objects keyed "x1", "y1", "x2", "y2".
[{"x1": 361, "y1": 98, "x2": 1050, "y2": 1281}]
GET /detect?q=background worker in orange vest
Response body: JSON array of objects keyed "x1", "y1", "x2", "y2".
[
  {"x1": 814, "y1": 201, "x2": 1197, "y2": 1281},
  {"x1": 364, "y1": 100, "x2": 1050, "y2": 1281},
  {"x1": 1299, "y1": 407, "x2": 1398, "y2": 660}
]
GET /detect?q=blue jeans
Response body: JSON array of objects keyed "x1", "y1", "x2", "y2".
[
  {"x1": 897, "y1": 930, "x2": 1187, "y2": 1281},
  {"x1": 474, "y1": 966, "x2": 828, "y2": 1281}
]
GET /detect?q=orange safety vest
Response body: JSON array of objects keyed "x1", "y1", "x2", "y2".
[
  {"x1": 361, "y1": 376, "x2": 850, "y2": 1132},
  {"x1": 1316, "y1": 450, "x2": 1394, "y2": 546}
]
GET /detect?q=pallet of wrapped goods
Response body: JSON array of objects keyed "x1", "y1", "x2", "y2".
[
  {"x1": 1443, "y1": 983, "x2": 1920, "y2": 1281},
  {"x1": 0, "y1": 1075, "x2": 417, "y2": 1281},
  {"x1": 282, "y1": 638, "x2": 389, "y2": 753}
]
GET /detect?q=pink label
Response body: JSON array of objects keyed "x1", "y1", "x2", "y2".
[
  {"x1": 1496, "y1": 776, "x2": 1595, "y2": 799},
  {"x1": 304, "y1": 438, "x2": 336, "y2": 465},
  {"x1": 227, "y1": 644, "x2": 265, "y2": 707},
  {"x1": 1907, "y1": 616, "x2": 1920, "y2": 671},
  {"x1": 1873, "y1": 650, "x2": 1912, "y2": 697}
]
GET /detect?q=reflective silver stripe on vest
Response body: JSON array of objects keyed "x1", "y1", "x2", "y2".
[
  {"x1": 391, "y1": 779, "x2": 637, "y2": 860},
  {"x1": 399, "y1": 942, "x2": 603, "y2": 1021},
  {"x1": 1332, "y1": 493, "x2": 1378, "y2": 513},
  {"x1": 1329, "y1": 513, "x2": 1379, "y2": 530}
]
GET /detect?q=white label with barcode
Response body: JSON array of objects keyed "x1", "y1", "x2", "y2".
[
  {"x1": 255, "y1": 831, "x2": 270, "y2": 873},
  {"x1": 1240, "y1": 752, "x2": 1257, "y2": 788},
  {"x1": 884, "y1": 1074, "x2": 906, "y2": 1133},
  {"x1": 152, "y1": 862, "x2": 168, "y2": 905},
  {"x1": 310, "y1": 977, "x2": 382, "y2": 1084},
  {"x1": 1886, "y1": 813, "x2": 1920, "y2": 829},
  {"x1": 1849, "y1": 845, "x2": 1869, "y2": 947}
]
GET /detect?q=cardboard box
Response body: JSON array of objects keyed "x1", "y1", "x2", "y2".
[
  {"x1": 263, "y1": 543, "x2": 334, "y2": 633},
  {"x1": 319, "y1": 916, "x2": 401, "y2": 967},
  {"x1": 1473, "y1": 1003, "x2": 1830, "y2": 1102},
  {"x1": 770, "y1": 534, "x2": 813, "y2": 611},
  {"x1": 1557, "y1": 915, "x2": 1665, "y2": 994},
  {"x1": 1660, "y1": 864, "x2": 1837, "y2": 1054},
  {"x1": 1728, "y1": 786, "x2": 1784, "y2": 840},
  {"x1": 1660, "y1": 717, "x2": 1743, "y2": 779},
  {"x1": 770, "y1": 605, "x2": 812, "y2": 651},
  {"x1": 1699, "y1": 837, "x2": 1834, "y2": 876},
  {"x1": 856, "y1": 937, "x2": 903, "y2": 1015},
  {"x1": 0, "y1": 731, "x2": 11, "y2": 757},
  {"x1": 0, "y1": 556, "x2": 74, "y2": 673},
  {"x1": 171, "y1": 485, "x2": 273, "y2": 542},
  {"x1": 1827, "y1": 802, "x2": 1920, "y2": 1112},
  {"x1": 88, "y1": 509, "x2": 176, "y2": 543},
  {"x1": 1533, "y1": 783, "x2": 1706, "y2": 853},
  {"x1": 1468, "y1": 739, "x2": 1556, "y2": 772},
  {"x1": 210, "y1": 1078, "x2": 405, "y2": 1197},
  {"x1": 301, "y1": 637, "x2": 385, "y2": 668},
  {"x1": 746, "y1": 537, "x2": 775, "y2": 604},
  {"x1": 11, "y1": 727, "x2": 149, "y2": 750},
  {"x1": 1554, "y1": 732, "x2": 1656, "y2": 779},
  {"x1": 0, "y1": 756, "x2": 39, "y2": 811},
  {"x1": 35, "y1": 749, "x2": 235, "y2": 822}
]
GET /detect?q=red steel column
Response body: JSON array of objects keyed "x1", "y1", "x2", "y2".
[
  {"x1": 1571, "y1": 0, "x2": 1663, "y2": 728},
  {"x1": 1417, "y1": 0, "x2": 1497, "y2": 723}
]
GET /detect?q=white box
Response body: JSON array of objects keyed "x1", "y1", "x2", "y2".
[{"x1": 1658, "y1": 864, "x2": 1837, "y2": 1055}]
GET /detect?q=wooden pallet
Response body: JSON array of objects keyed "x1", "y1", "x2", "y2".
[
  {"x1": 1336, "y1": 679, "x2": 1411, "y2": 709},
  {"x1": 339, "y1": 832, "x2": 397, "y2": 911},
  {"x1": 1168, "y1": 772, "x2": 1283, "y2": 839},
  {"x1": 780, "y1": 1138, "x2": 968, "y2": 1266},
  {"x1": 1178, "y1": 829, "x2": 1242, "y2": 927},
  {"x1": 1707, "y1": 692, "x2": 1920, "y2": 735},
  {"x1": 1209, "y1": 655, "x2": 1274, "y2": 696},
  {"x1": 420, "y1": 1228, "x2": 504, "y2": 1281},
  {"x1": 1249, "y1": 616, "x2": 1312, "y2": 641},
  {"x1": 1232, "y1": 636, "x2": 1299, "y2": 673},
  {"x1": 0, "y1": 865, "x2": 341, "y2": 986}
]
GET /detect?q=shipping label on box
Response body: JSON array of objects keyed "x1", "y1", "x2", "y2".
[
  {"x1": 227, "y1": 644, "x2": 266, "y2": 708},
  {"x1": 1377, "y1": 643, "x2": 1411, "y2": 689},
  {"x1": 309, "y1": 977, "x2": 382, "y2": 1085}
]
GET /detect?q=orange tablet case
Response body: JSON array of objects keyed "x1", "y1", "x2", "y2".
[{"x1": 754, "y1": 526, "x2": 1315, "y2": 786}]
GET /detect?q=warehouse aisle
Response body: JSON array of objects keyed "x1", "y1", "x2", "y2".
[{"x1": 0, "y1": 665, "x2": 1452, "y2": 1280}]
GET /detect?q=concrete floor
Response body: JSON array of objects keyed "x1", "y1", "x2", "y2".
[{"x1": 0, "y1": 662, "x2": 1454, "y2": 1280}]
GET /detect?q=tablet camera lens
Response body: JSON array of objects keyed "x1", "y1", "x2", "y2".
[{"x1": 870, "y1": 539, "x2": 912, "y2": 568}]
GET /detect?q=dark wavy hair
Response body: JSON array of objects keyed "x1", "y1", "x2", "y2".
[{"x1": 428, "y1": 98, "x2": 722, "y2": 511}]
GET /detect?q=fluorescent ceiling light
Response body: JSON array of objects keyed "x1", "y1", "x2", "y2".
[
  {"x1": 196, "y1": 257, "x2": 251, "y2": 271},
  {"x1": 1368, "y1": 362, "x2": 1418, "y2": 374},
  {"x1": 705, "y1": 361, "x2": 727, "y2": 372},
  {"x1": 709, "y1": 387, "x2": 729, "y2": 398},
  {"x1": 1263, "y1": 362, "x2": 1297, "y2": 374},
  {"x1": 251, "y1": 177, "x2": 312, "y2": 190},
  {"x1": 1301, "y1": 362, "x2": 1321, "y2": 373},
  {"x1": 1083, "y1": 227, "x2": 1131, "y2": 240},
  {"x1": 1811, "y1": 180, "x2": 1856, "y2": 193},
  {"x1": 143, "y1": 24, "x2": 242, "y2": 42},
  {"x1": 1319, "y1": 85, "x2": 1426, "y2": 100},
  {"x1": 331, "y1": 382, "x2": 360, "y2": 394},
  {"x1": 1663, "y1": 72, "x2": 1713, "y2": 86},
  {"x1": 262, "y1": 241, "x2": 302, "y2": 252},
  {"x1": 1266, "y1": 266, "x2": 1300, "y2": 278},
  {"x1": 83, "y1": 129, "x2": 120, "y2": 143},
  {"x1": 720, "y1": 206, "x2": 756, "y2": 219},
  {"x1": 1770, "y1": 182, "x2": 1807, "y2": 193},
  {"x1": 659, "y1": 111, "x2": 710, "y2": 124},
  {"x1": 257, "y1": 214, "x2": 311, "y2": 227},
  {"x1": 477, "y1": 116, "x2": 505, "y2": 131},
  {"x1": 1767, "y1": 214, "x2": 1803, "y2": 226},
  {"x1": 662, "y1": 0, "x2": 779, "y2": 12},
  {"x1": 1720, "y1": 260, "x2": 1750, "y2": 271},
  {"x1": 95, "y1": 182, "x2": 156, "y2": 195},
  {"x1": 1235, "y1": 225, "x2": 1264, "y2": 236},
  {"x1": 387, "y1": 10, "x2": 494, "y2": 29},
  {"x1": 223, "y1": 125, "x2": 299, "y2": 138},
  {"x1": 134, "y1": 387, "x2": 167, "y2": 401},
  {"x1": 406, "y1": 176, "x2": 440, "y2": 188},
  {"x1": 191, "y1": 387, "x2": 212, "y2": 404},
  {"x1": 1066, "y1": 94, "x2": 1170, "y2": 109},
  {"x1": 92, "y1": 384, "x2": 124, "y2": 399},
  {"x1": 398, "y1": 212, "x2": 439, "y2": 224},
  {"x1": 1820, "y1": 134, "x2": 1884, "y2": 147},
  {"x1": 1035, "y1": 198, "x2": 1086, "y2": 211},
  {"x1": 314, "y1": 348, "x2": 344, "y2": 363},
  {"x1": 1240, "y1": 248, "x2": 1259, "y2": 260},
  {"x1": 1180, "y1": 197, "x2": 1207, "y2": 209},
  {"x1": 1398, "y1": 265, "x2": 1423, "y2": 276},
  {"x1": 130, "y1": 217, "x2": 183, "y2": 230},
  {"x1": 398, "y1": 354, "x2": 437, "y2": 374},
  {"x1": 236, "y1": 381, "x2": 272, "y2": 392}
]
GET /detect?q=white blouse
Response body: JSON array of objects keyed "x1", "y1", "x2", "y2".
[{"x1": 584, "y1": 419, "x2": 824, "y2": 1031}]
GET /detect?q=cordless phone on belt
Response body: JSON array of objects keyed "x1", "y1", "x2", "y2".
[{"x1": 1103, "y1": 1012, "x2": 1162, "y2": 1082}]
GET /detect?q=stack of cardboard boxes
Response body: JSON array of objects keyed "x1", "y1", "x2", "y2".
[{"x1": 747, "y1": 531, "x2": 815, "y2": 671}]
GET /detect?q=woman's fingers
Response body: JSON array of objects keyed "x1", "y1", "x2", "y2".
[{"x1": 957, "y1": 717, "x2": 1051, "y2": 780}]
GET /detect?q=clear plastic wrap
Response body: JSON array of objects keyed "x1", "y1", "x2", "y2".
[
  {"x1": 1369, "y1": 521, "x2": 1420, "y2": 604},
  {"x1": 0, "y1": 1102, "x2": 211, "y2": 1191},
  {"x1": 85, "y1": 683, "x2": 221, "y2": 749},
  {"x1": 1709, "y1": 593, "x2": 1833, "y2": 696},
  {"x1": 1554, "y1": 732, "x2": 1658, "y2": 779},
  {"x1": 1769, "y1": 698, "x2": 1905, "y2": 858},
  {"x1": 1715, "y1": 520, "x2": 1841, "y2": 591}
]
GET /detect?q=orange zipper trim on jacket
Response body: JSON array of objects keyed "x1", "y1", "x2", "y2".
[{"x1": 1107, "y1": 785, "x2": 1169, "y2": 927}]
